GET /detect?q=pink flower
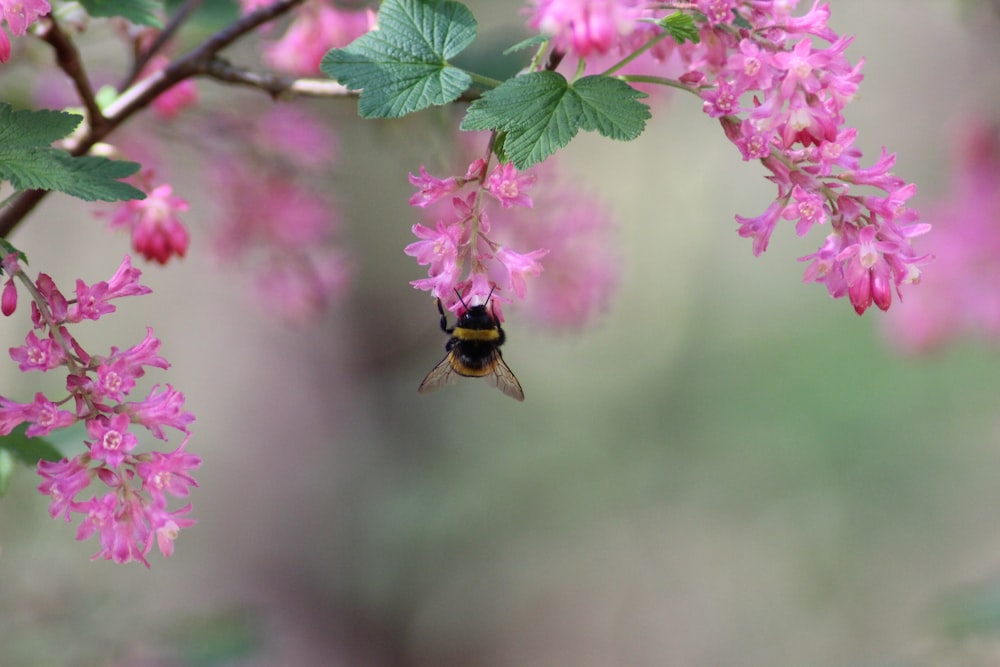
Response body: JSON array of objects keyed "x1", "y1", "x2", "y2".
[
  {"x1": 486, "y1": 163, "x2": 536, "y2": 209},
  {"x1": 782, "y1": 185, "x2": 829, "y2": 236},
  {"x1": 496, "y1": 247, "x2": 548, "y2": 299},
  {"x1": 32, "y1": 273, "x2": 68, "y2": 324},
  {"x1": 736, "y1": 199, "x2": 784, "y2": 257},
  {"x1": 698, "y1": 0, "x2": 736, "y2": 25},
  {"x1": 76, "y1": 492, "x2": 151, "y2": 566},
  {"x1": 0, "y1": 24, "x2": 9, "y2": 63},
  {"x1": 105, "y1": 255, "x2": 153, "y2": 300},
  {"x1": 2, "y1": 277, "x2": 16, "y2": 315},
  {"x1": 9, "y1": 330, "x2": 66, "y2": 372},
  {"x1": 255, "y1": 105, "x2": 338, "y2": 168},
  {"x1": 0, "y1": 0, "x2": 50, "y2": 63},
  {"x1": 407, "y1": 158, "x2": 549, "y2": 306},
  {"x1": 701, "y1": 77, "x2": 741, "y2": 118},
  {"x1": 0, "y1": 259, "x2": 201, "y2": 564},
  {"x1": 408, "y1": 166, "x2": 463, "y2": 208},
  {"x1": 37, "y1": 456, "x2": 92, "y2": 521},
  {"x1": 253, "y1": 248, "x2": 351, "y2": 324},
  {"x1": 410, "y1": 146, "x2": 616, "y2": 330},
  {"x1": 208, "y1": 111, "x2": 350, "y2": 322},
  {"x1": 404, "y1": 220, "x2": 464, "y2": 300},
  {"x1": 0, "y1": 391, "x2": 71, "y2": 436},
  {"x1": 141, "y1": 56, "x2": 198, "y2": 118},
  {"x1": 148, "y1": 504, "x2": 195, "y2": 558},
  {"x1": 881, "y1": 119, "x2": 1000, "y2": 350},
  {"x1": 527, "y1": 0, "x2": 645, "y2": 58},
  {"x1": 136, "y1": 435, "x2": 201, "y2": 508},
  {"x1": 108, "y1": 183, "x2": 190, "y2": 265},
  {"x1": 125, "y1": 384, "x2": 195, "y2": 440},
  {"x1": 265, "y1": 1, "x2": 375, "y2": 75},
  {"x1": 86, "y1": 413, "x2": 138, "y2": 468}
]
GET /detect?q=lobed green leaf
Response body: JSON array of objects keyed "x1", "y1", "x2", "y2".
[
  {"x1": 0, "y1": 103, "x2": 145, "y2": 202},
  {"x1": 320, "y1": 0, "x2": 478, "y2": 118},
  {"x1": 659, "y1": 12, "x2": 701, "y2": 44},
  {"x1": 574, "y1": 75, "x2": 650, "y2": 141},
  {"x1": 461, "y1": 71, "x2": 650, "y2": 169}
]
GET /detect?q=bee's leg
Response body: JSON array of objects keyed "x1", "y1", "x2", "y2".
[{"x1": 436, "y1": 298, "x2": 453, "y2": 334}]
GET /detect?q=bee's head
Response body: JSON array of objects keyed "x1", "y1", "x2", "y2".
[{"x1": 453, "y1": 285, "x2": 497, "y2": 313}]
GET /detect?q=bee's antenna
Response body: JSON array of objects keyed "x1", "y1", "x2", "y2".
[{"x1": 454, "y1": 289, "x2": 469, "y2": 310}]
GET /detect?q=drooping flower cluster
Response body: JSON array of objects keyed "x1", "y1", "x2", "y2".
[
  {"x1": 208, "y1": 105, "x2": 350, "y2": 323},
  {"x1": 0, "y1": 254, "x2": 200, "y2": 566},
  {"x1": 405, "y1": 157, "x2": 549, "y2": 319},
  {"x1": 106, "y1": 170, "x2": 191, "y2": 266},
  {"x1": 0, "y1": 0, "x2": 50, "y2": 63},
  {"x1": 882, "y1": 119, "x2": 1000, "y2": 352},
  {"x1": 525, "y1": 0, "x2": 929, "y2": 314},
  {"x1": 475, "y1": 155, "x2": 618, "y2": 330}
]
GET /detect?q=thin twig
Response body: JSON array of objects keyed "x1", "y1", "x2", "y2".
[
  {"x1": 102, "y1": 0, "x2": 306, "y2": 125},
  {"x1": 201, "y1": 57, "x2": 354, "y2": 98},
  {"x1": 121, "y1": 0, "x2": 205, "y2": 90},
  {"x1": 0, "y1": 0, "x2": 306, "y2": 238},
  {"x1": 38, "y1": 16, "x2": 105, "y2": 131}
]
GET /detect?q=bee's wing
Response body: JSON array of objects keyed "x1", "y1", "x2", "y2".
[
  {"x1": 485, "y1": 351, "x2": 525, "y2": 401},
  {"x1": 418, "y1": 355, "x2": 460, "y2": 395}
]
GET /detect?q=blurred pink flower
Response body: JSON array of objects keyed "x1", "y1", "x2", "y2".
[
  {"x1": 107, "y1": 180, "x2": 190, "y2": 265},
  {"x1": 883, "y1": 119, "x2": 1000, "y2": 351},
  {"x1": 0, "y1": 0, "x2": 50, "y2": 63},
  {"x1": 132, "y1": 55, "x2": 199, "y2": 119},
  {"x1": 265, "y1": 0, "x2": 375, "y2": 75},
  {"x1": 526, "y1": 0, "x2": 645, "y2": 58}
]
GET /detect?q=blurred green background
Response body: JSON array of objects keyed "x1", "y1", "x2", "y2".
[{"x1": 3, "y1": 1, "x2": 1000, "y2": 665}]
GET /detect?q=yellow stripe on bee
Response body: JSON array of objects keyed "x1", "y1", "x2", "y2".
[
  {"x1": 453, "y1": 327, "x2": 500, "y2": 342},
  {"x1": 449, "y1": 354, "x2": 498, "y2": 377}
]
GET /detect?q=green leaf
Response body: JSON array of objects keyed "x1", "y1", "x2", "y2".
[
  {"x1": 320, "y1": 0, "x2": 478, "y2": 118},
  {"x1": 78, "y1": 0, "x2": 164, "y2": 28},
  {"x1": 52, "y1": 153, "x2": 144, "y2": 202},
  {"x1": 461, "y1": 71, "x2": 650, "y2": 169},
  {"x1": 463, "y1": 71, "x2": 582, "y2": 168},
  {"x1": 659, "y1": 12, "x2": 701, "y2": 44},
  {"x1": 574, "y1": 75, "x2": 650, "y2": 140},
  {"x1": 0, "y1": 423, "x2": 63, "y2": 463},
  {"x1": 0, "y1": 103, "x2": 145, "y2": 202},
  {"x1": 502, "y1": 33, "x2": 549, "y2": 56},
  {"x1": 0, "y1": 450, "x2": 12, "y2": 497}
]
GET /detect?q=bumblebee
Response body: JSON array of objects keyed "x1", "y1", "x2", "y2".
[{"x1": 418, "y1": 293, "x2": 524, "y2": 401}]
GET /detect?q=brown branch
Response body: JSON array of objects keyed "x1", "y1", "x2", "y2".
[
  {"x1": 100, "y1": 0, "x2": 306, "y2": 133},
  {"x1": 0, "y1": 0, "x2": 307, "y2": 238},
  {"x1": 200, "y1": 57, "x2": 355, "y2": 98},
  {"x1": 38, "y1": 16, "x2": 106, "y2": 132},
  {"x1": 121, "y1": 0, "x2": 205, "y2": 90},
  {"x1": 198, "y1": 57, "x2": 485, "y2": 102}
]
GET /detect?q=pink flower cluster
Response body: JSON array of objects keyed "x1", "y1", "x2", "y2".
[
  {"x1": 526, "y1": 0, "x2": 929, "y2": 314},
  {"x1": 883, "y1": 120, "x2": 1000, "y2": 351},
  {"x1": 405, "y1": 158, "x2": 548, "y2": 318},
  {"x1": 247, "y1": 0, "x2": 376, "y2": 76},
  {"x1": 107, "y1": 171, "x2": 191, "y2": 266},
  {"x1": 0, "y1": 0, "x2": 50, "y2": 63},
  {"x1": 209, "y1": 105, "x2": 350, "y2": 323},
  {"x1": 0, "y1": 254, "x2": 199, "y2": 566},
  {"x1": 479, "y1": 157, "x2": 618, "y2": 330}
]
